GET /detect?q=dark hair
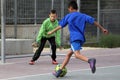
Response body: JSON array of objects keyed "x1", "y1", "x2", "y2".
[
  {"x1": 50, "y1": 9, "x2": 57, "y2": 14},
  {"x1": 68, "y1": 0, "x2": 78, "y2": 10}
]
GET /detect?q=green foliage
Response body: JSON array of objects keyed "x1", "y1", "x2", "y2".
[
  {"x1": 99, "y1": 34, "x2": 120, "y2": 48},
  {"x1": 83, "y1": 43, "x2": 99, "y2": 47}
]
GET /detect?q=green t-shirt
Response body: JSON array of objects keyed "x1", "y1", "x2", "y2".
[{"x1": 36, "y1": 18, "x2": 61, "y2": 46}]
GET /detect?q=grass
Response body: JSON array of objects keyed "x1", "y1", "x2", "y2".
[{"x1": 98, "y1": 34, "x2": 120, "y2": 48}]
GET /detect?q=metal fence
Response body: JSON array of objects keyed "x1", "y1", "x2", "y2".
[
  {"x1": 101, "y1": 9, "x2": 120, "y2": 35},
  {"x1": 6, "y1": 0, "x2": 51, "y2": 24},
  {"x1": 1, "y1": 0, "x2": 120, "y2": 43},
  {"x1": 5, "y1": 0, "x2": 69, "y2": 24},
  {"x1": 0, "y1": 0, "x2": 120, "y2": 63}
]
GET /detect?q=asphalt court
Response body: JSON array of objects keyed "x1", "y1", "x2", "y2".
[
  {"x1": 0, "y1": 48, "x2": 120, "y2": 80},
  {"x1": 6, "y1": 65, "x2": 120, "y2": 80}
]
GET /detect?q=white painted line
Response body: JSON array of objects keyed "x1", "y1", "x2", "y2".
[
  {"x1": 3, "y1": 65, "x2": 120, "y2": 80},
  {"x1": 89, "y1": 53, "x2": 120, "y2": 57},
  {"x1": 68, "y1": 65, "x2": 120, "y2": 72},
  {"x1": 2, "y1": 73, "x2": 51, "y2": 80}
]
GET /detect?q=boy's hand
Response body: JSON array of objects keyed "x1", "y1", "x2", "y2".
[
  {"x1": 48, "y1": 26, "x2": 61, "y2": 35},
  {"x1": 32, "y1": 42, "x2": 39, "y2": 47},
  {"x1": 47, "y1": 31, "x2": 52, "y2": 35},
  {"x1": 102, "y1": 29, "x2": 108, "y2": 35}
]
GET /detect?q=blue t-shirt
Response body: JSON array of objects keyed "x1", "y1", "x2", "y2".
[{"x1": 59, "y1": 12, "x2": 95, "y2": 43}]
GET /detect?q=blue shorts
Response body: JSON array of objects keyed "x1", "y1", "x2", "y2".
[{"x1": 71, "y1": 41, "x2": 83, "y2": 51}]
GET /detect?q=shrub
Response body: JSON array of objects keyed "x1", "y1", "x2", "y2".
[{"x1": 99, "y1": 34, "x2": 120, "y2": 48}]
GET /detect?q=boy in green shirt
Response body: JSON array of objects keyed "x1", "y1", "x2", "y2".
[{"x1": 29, "y1": 10, "x2": 61, "y2": 65}]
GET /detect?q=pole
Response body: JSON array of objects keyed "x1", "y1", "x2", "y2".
[
  {"x1": 77, "y1": 0, "x2": 81, "y2": 12},
  {"x1": 51, "y1": 0, "x2": 54, "y2": 9},
  {"x1": 14, "y1": 0, "x2": 17, "y2": 38},
  {"x1": 34, "y1": 0, "x2": 37, "y2": 25},
  {"x1": 1, "y1": 0, "x2": 6, "y2": 63},
  {"x1": 97, "y1": 0, "x2": 100, "y2": 42},
  {"x1": 60, "y1": 0, "x2": 64, "y2": 46}
]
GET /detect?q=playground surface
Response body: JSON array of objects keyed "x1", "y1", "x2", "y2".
[{"x1": 0, "y1": 47, "x2": 120, "y2": 80}]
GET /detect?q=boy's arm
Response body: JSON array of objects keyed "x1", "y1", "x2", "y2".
[
  {"x1": 48, "y1": 26, "x2": 62, "y2": 35},
  {"x1": 36, "y1": 24, "x2": 45, "y2": 43},
  {"x1": 32, "y1": 26, "x2": 43, "y2": 47},
  {"x1": 36, "y1": 28, "x2": 42, "y2": 43},
  {"x1": 55, "y1": 29, "x2": 61, "y2": 47},
  {"x1": 94, "y1": 21, "x2": 108, "y2": 34}
]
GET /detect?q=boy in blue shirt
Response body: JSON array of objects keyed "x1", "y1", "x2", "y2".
[{"x1": 48, "y1": 1, "x2": 108, "y2": 78}]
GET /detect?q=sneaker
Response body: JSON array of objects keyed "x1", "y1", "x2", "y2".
[
  {"x1": 52, "y1": 60, "x2": 58, "y2": 65},
  {"x1": 29, "y1": 60, "x2": 35, "y2": 65},
  {"x1": 53, "y1": 69, "x2": 62, "y2": 78},
  {"x1": 88, "y1": 58, "x2": 96, "y2": 73}
]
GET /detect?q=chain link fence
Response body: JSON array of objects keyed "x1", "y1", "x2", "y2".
[{"x1": 1, "y1": 0, "x2": 120, "y2": 45}]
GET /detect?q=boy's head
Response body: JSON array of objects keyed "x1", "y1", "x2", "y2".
[
  {"x1": 68, "y1": 1, "x2": 78, "y2": 12},
  {"x1": 49, "y1": 10, "x2": 57, "y2": 22}
]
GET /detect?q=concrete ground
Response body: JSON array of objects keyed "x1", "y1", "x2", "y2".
[{"x1": 0, "y1": 47, "x2": 120, "y2": 80}]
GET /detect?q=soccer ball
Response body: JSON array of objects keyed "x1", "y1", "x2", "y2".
[{"x1": 55, "y1": 64, "x2": 67, "y2": 77}]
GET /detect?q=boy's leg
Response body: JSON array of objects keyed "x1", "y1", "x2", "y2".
[
  {"x1": 74, "y1": 51, "x2": 96, "y2": 73},
  {"x1": 48, "y1": 37, "x2": 57, "y2": 64},
  {"x1": 60, "y1": 50, "x2": 73, "y2": 69},
  {"x1": 29, "y1": 37, "x2": 47, "y2": 65},
  {"x1": 74, "y1": 50, "x2": 88, "y2": 62},
  {"x1": 53, "y1": 50, "x2": 73, "y2": 78},
  {"x1": 71, "y1": 40, "x2": 96, "y2": 73}
]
